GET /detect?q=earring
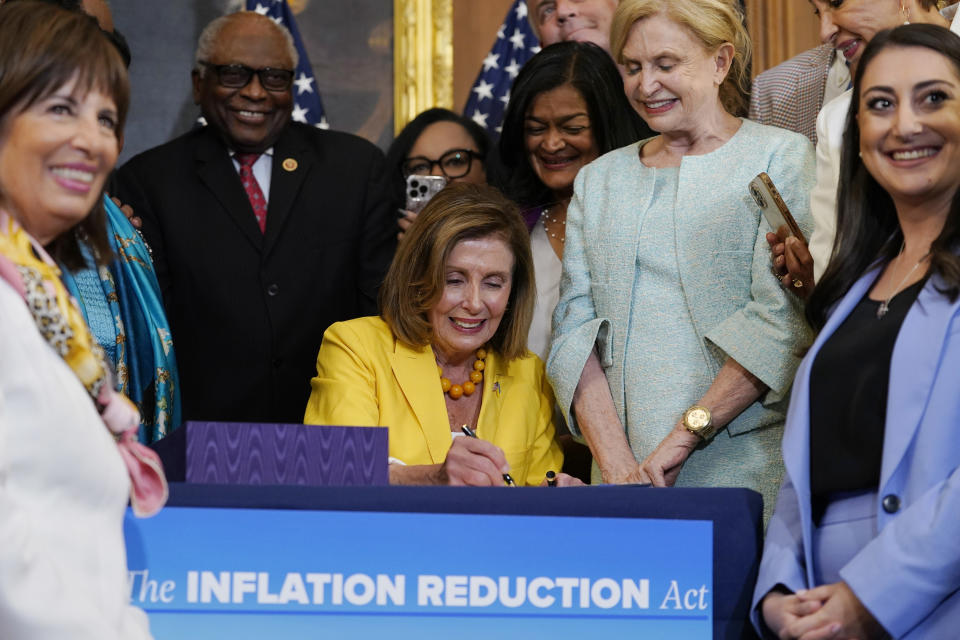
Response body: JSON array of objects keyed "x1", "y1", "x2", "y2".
[{"x1": 900, "y1": 0, "x2": 911, "y2": 24}]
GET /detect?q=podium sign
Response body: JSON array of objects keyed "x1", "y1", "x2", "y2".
[{"x1": 125, "y1": 507, "x2": 712, "y2": 638}]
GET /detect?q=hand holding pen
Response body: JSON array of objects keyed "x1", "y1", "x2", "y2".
[
  {"x1": 460, "y1": 425, "x2": 516, "y2": 486},
  {"x1": 434, "y1": 427, "x2": 513, "y2": 486}
]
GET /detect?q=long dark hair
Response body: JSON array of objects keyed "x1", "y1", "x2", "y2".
[
  {"x1": 807, "y1": 24, "x2": 960, "y2": 330},
  {"x1": 384, "y1": 108, "x2": 491, "y2": 206},
  {"x1": 498, "y1": 41, "x2": 652, "y2": 208}
]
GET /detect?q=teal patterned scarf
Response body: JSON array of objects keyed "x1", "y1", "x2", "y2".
[{"x1": 60, "y1": 195, "x2": 181, "y2": 443}]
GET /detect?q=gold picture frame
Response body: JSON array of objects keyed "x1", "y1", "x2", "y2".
[{"x1": 393, "y1": 0, "x2": 454, "y2": 135}]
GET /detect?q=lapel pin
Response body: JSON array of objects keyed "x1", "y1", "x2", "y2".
[
  {"x1": 282, "y1": 158, "x2": 298, "y2": 172},
  {"x1": 493, "y1": 381, "x2": 501, "y2": 396}
]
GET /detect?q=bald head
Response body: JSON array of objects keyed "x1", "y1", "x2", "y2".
[{"x1": 526, "y1": 0, "x2": 619, "y2": 52}]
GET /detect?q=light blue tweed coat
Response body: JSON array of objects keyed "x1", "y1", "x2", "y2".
[{"x1": 547, "y1": 119, "x2": 816, "y2": 512}]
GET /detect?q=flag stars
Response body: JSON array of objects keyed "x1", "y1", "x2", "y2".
[
  {"x1": 505, "y1": 59, "x2": 521, "y2": 79},
  {"x1": 294, "y1": 73, "x2": 315, "y2": 95},
  {"x1": 253, "y1": 3, "x2": 269, "y2": 15},
  {"x1": 515, "y1": 1, "x2": 527, "y2": 19},
  {"x1": 472, "y1": 79, "x2": 495, "y2": 102},
  {"x1": 291, "y1": 103, "x2": 309, "y2": 123},
  {"x1": 509, "y1": 28, "x2": 526, "y2": 49},
  {"x1": 471, "y1": 110, "x2": 489, "y2": 128},
  {"x1": 497, "y1": 25, "x2": 505, "y2": 39},
  {"x1": 482, "y1": 52, "x2": 500, "y2": 71}
]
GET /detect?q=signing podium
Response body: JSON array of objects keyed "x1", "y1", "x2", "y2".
[{"x1": 135, "y1": 424, "x2": 762, "y2": 639}]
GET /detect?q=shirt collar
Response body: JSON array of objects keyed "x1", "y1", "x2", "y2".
[{"x1": 229, "y1": 147, "x2": 275, "y2": 159}]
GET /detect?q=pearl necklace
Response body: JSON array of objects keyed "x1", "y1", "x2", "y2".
[
  {"x1": 541, "y1": 205, "x2": 566, "y2": 244},
  {"x1": 438, "y1": 347, "x2": 486, "y2": 399}
]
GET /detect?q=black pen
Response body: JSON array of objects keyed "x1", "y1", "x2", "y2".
[
  {"x1": 460, "y1": 425, "x2": 516, "y2": 486},
  {"x1": 545, "y1": 470, "x2": 557, "y2": 487}
]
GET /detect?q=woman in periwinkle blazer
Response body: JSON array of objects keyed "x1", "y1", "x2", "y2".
[
  {"x1": 547, "y1": 0, "x2": 814, "y2": 521},
  {"x1": 753, "y1": 25, "x2": 960, "y2": 639}
]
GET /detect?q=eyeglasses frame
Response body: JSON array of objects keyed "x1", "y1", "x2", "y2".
[
  {"x1": 401, "y1": 148, "x2": 484, "y2": 180},
  {"x1": 198, "y1": 61, "x2": 295, "y2": 93}
]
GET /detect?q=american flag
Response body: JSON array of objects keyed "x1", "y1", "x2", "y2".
[
  {"x1": 463, "y1": 0, "x2": 540, "y2": 136},
  {"x1": 248, "y1": 0, "x2": 329, "y2": 129}
]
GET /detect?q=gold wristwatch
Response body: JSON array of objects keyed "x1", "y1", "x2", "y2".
[{"x1": 682, "y1": 405, "x2": 715, "y2": 440}]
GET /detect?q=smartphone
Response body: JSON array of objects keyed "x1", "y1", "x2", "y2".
[
  {"x1": 748, "y1": 172, "x2": 806, "y2": 244},
  {"x1": 405, "y1": 175, "x2": 447, "y2": 214}
]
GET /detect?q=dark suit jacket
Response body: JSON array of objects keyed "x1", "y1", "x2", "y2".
[{"x1": 115, "y1": 123, "x2": 397, "y2": 425}]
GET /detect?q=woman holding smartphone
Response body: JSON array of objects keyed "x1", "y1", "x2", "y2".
[{"x1": 385, "y1": 108, "x2": 490, "y2": 240}]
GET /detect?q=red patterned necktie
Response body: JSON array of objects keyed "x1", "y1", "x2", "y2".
[{"x1": 236, "y1": 153, "x2": 267, "y2": 233}]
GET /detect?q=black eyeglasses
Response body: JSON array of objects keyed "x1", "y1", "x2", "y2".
[
  {"x1": 402, "y1": 149, "x2": 483, "y2": 180},
  {"x1": 199, "y1": 62, "x2": 294, "y2": 92}
]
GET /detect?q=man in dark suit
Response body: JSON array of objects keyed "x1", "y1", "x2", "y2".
[{"x1": 115, "y1": 11, "x2": 396, "y2": 425}]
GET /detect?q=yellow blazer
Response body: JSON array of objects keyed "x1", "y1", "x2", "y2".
[{"x1": 304, "y1": 316, "x2": 562, "y2": 486}]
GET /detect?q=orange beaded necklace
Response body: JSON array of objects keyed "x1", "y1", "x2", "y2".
[{"x1": 438, "y1": 347, "x2": 487, "y2": 400}]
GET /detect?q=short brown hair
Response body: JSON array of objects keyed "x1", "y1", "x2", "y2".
[
  {"x1": 611, "y1": 0, "x2": 751, "y2": 116},
  {"x1": 380, "y1": 183, "x2": 536, "y2": 362},
  {"x1": 0, "y1": 1, "x2": 129, "y2": 268}
]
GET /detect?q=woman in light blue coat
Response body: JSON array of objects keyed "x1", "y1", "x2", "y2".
[{"x1": 547, "y1": 0, "x2": 814, "y2": 518}]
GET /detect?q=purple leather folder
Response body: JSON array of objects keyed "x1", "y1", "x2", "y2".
[{"x1": 152, "y1": 422, "x2": 388, "y2": 487}]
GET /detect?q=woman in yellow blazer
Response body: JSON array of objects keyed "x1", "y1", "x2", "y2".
[{"x1": 304, "y1": 184, "x2": 573, "y2": 487}]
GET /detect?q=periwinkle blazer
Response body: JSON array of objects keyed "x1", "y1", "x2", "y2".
[
  {"x1": 752, "y1": 268, "x2": 960, "y2": 638},
  {"x1": 303, "y1": 316, "x2": 563, "y2": 487}
]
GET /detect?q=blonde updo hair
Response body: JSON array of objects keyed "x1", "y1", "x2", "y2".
[{"x1": 611, "y1": 0, "x2": 752, "y2": 116}]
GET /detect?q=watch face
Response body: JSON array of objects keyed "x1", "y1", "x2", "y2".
[{"x1": 686, "y1": 408, "x2": 710, "y2": 429}]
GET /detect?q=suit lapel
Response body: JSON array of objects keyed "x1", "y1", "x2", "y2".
[
  {"x1": 476, "y1": 351, "x2": 512, "y2": 442},
  {"x1": 263, "y1": 127, "x2": 313, "y2": 258},
  {"x1": 881, "y1": 275, "x2": 960, "y2": 485},
  {"x1": 194, "y1": 130, "x2": 264, "y2": 251},
  {"x1": 389, "y1": 340, "x2": 450, "y2": 463},
  {"x1": 784, "y1": 267, "x2": 878, "y2": 581}
]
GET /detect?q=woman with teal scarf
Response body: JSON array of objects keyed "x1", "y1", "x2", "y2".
[{"x1": 61, "y1": 195, "x2": 181, "y2": 442}]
